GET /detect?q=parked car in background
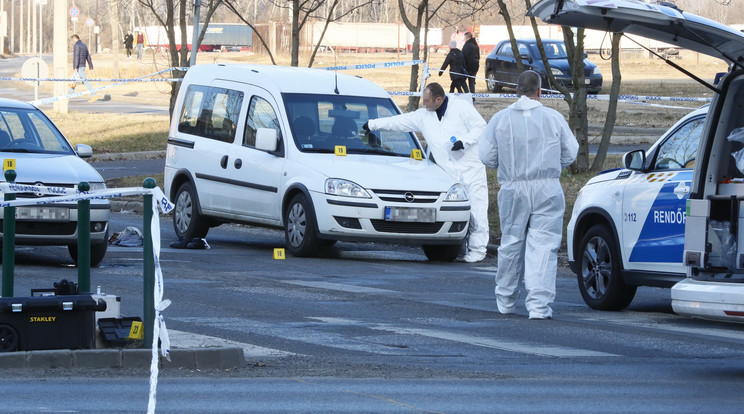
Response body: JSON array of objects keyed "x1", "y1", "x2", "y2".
[
  {"x1": 484, "y1": 39, "x2": 603, "y2": 94},
  {"x1": 0, "y1": 98, "x2": 109, "y2": 266}
]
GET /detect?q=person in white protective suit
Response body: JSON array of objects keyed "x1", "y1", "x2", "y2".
[
  {"x1": 364, "y1": 82, "x2": 489, "y2": 262},
  {"x1": 479, "y1": 70, "x2": 578, "y2": 319}
]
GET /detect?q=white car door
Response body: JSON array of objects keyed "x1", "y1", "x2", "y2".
[
  {"x1": 622, "y1": 115, "x2": 704, "y2": 273},
  {"x1": 227, "y1": 87, "x2": 285, "y2": 222}
]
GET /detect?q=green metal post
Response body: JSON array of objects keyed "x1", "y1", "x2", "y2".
[
  {"x1": 143, "y1": 177, "x2": 156, "y2": 348},
  {"x1": 77, "y1": 181, "x2": 91, "y2": 293},
  {"x1": 2, "y1": 169, "x2": 16, "y2": 297}
]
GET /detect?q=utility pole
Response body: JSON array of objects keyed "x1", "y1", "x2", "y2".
[
  {"x1": 189, "y1": 0, "x2": 201, "y2": 67},
  {"x1": 53, "y1": 0, "x2": 68, "y2": 113}
]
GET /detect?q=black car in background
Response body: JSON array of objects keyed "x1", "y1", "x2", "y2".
[{"x1": 484, "y1": 39, "x2": 603, "y2": 94}]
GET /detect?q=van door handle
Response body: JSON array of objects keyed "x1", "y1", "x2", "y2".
[
  {"x1": 220, "y1": 155, "x2": 228, "y2": 169},
  {"x1": 234, "y1": 158, "x2": 242, "y2": 169}
]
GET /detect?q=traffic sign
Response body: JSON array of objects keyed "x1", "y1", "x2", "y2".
[
  {"x1": 69, "y1": 6, "x2": 79, "y2": 17},
  {"x1": 21, "y1": 57, "x2": 49, "y2": 87},
  {"x1": 86, "y1": 18, "x2": 94, "y2": 27}
]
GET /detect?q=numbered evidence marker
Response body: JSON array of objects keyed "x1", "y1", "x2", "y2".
[
  {"x1": 3, "y1": 159, "x2": 15, "y2": 171},
  {"x1": 410, "y1": 149, "x2": 422, "y2": 160},
  {"x1": 128, "y1": 320, "x2": 145, "y2": 339},
  {"x1": 273, "y1": 248, "x2": 286, "y2": 260},
  {"x1": 334, "y1": 145, "x2": 347, "y2": 156}
]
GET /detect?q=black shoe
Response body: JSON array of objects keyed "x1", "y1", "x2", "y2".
[
  {"x1": 186, "y1": 237, "x2": 210, "y2": 249},
  {"x1": 169, "y1": 239, "x2": 189, "y2": 249}
]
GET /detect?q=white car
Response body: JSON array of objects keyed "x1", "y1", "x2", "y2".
[
  {"x1": 0, "y1": 98, "x2": 109, "y2": 266},
  {"x1": 164, "y1": 64, "x2": 471, "y2": 260},
  {"x1": 566, "y1": 106, "x2": 706, "y2": 310},
  {"x1": 530, "y1": 0, "x2": 744, "y2": 323}
]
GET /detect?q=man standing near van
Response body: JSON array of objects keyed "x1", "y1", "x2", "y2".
[
  {"x1": 69, "y1": 35, "x2": 98, "y2": 102},
  {"x1": 479, "y1": 70, "x2": 578, "y2": 319},
  {"x1": 364, "y1": 82, "x2": 489, "y2": 263},
  {"x1": 462, "y1": 32, "x2": 480, "y2": 94}
]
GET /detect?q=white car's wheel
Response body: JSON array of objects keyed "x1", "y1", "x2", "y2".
[{"x1": 577, "y1": 225, "x2": 637, "y2": 310}]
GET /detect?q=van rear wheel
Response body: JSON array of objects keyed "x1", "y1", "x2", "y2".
[{"x1": 173, "y1": 182, "x2": 209, "y2": 241}]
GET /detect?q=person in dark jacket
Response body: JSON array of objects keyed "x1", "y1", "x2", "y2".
[
  {"x1": 439, "y1": 40, "x2": 469, "y2": 93},
  {"x1": 462, "y1": 32, "x2": 480, "y2": 93},
  {"x1": 124, "y1": 31, "x2": 134, "y2": 58},
  {"x1": 69, "y1": 34, "x2": 98, "y2": 102}
]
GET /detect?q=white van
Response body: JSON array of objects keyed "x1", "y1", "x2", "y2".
[
  {"x1": 164, "y1": 64, "x2": 471, "y2": 260},
  {"x1": 529, "y1": 0, "x2": 744, "y2": 322}
]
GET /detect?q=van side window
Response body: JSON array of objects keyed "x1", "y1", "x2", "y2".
[
  {"x1": 654, "y1": 117, "x2": 704, "y2": 170},
  {"x1": 178, "y1": 85, "x2": 208, "y2": 136},
  {"x1": 177, "y1": 85, "x2": 242, "y2": 143},
  {"x1": 244, "y1": 96, "x2": 282, "y2": 147}
]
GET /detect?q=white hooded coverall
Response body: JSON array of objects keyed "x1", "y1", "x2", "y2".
[
  {"x1": 368, "y1": 97, "x2": 489, "y2": 259},
  {"x1": 479, "y1": 95, "x2": 578, "y2": 318}
]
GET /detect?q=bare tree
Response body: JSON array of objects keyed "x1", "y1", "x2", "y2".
[
  {"x1": 222, "y1": 0, "x2": 278, "y2": 64},
  {"x1": 398, "y1": 0, "x2": 447, "y2": 112},
  {"x1": 138, "y1": 0, "x2": 223, "y2": 113},
  {"x1": 591, "y1": 33, "x2": 622, "y2": 172}
]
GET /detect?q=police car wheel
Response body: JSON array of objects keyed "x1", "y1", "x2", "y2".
[
  {"x1": 577, "y1": 224, "x2": 637, "y2": 310},
  {"x1": 284, "y1": 194, "x2": 320, "y2": 257}
]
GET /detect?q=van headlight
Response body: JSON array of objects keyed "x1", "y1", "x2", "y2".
[
  {"x1": 325, "y1": 179, "x2": 371, "y2": 198},
  {"x1": 444, "y1": 184, "x2": 468, "y2": 201}
]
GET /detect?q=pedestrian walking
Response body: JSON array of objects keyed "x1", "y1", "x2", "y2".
[
  {"x1": 124, "y1": 31, "x2": 134, "y2": 59},
  {"x1": 462, "y1": 32, "x2": 480, "y2": 94},
  {"x1": 68, "y1": 34, "x2": 98, "y2": 102},
  {"x1": 135, "y1": 30, "x2": 145, "y2": 59},
  {"x1": 365, "y1": 82, "x2": 489, "y2": 262},
  {"x1": 439, "y1": 40, "x2": 469, "y2": 93},
  {"x1": 479, "y1": 70, "x2": 578, "y2": 319}
]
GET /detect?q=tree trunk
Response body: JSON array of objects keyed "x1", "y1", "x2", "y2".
[
  {"x1": 110, "y1": 0, "x2": 120, "y2": 78},
  {"x1": 398, "y1": 0, "x2": 426, "y2": 112},
  {"x1": 592, "y1": 33, "x2": 622, "y2": 172},
  {"x1": 497, "y1": 0, "x2": 523, "y2": 74}
]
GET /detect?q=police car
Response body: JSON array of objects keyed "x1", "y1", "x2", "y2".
[
  {"x1": 530, "y1": 0, "x2": 744, "y2": 322},
  {"x1": 566, "y1": 106, "x2": 706, "y2": 310}
]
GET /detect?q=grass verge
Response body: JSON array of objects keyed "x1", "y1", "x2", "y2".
[{"x1": 48, "y1": 113, "x2": 170, "y2": 153}]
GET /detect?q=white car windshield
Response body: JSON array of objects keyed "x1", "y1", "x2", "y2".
[
  {"x1": 283, "y1": 93, "x2": 421, "y2": 157},
  {"x1": 0, "y1": 108, "x2": 75, "y2": 154}
]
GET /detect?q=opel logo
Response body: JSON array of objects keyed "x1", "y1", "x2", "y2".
[{"x1": 404, "y1": 192, "x2": 415, "y2": 203}]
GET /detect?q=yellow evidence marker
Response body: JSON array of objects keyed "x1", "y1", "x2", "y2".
[{"x1": 273, "y1": 248, "x2": 286, "y2": 260}]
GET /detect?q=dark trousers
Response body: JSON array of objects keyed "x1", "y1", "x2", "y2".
[
  {"x1": 450, "y1": 78, "x2": 469, "y2": 93},
  {"x1": 467, "y1": 76, "x2": 476, "y2": 93}
]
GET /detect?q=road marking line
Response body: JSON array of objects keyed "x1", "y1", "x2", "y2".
[{"x1": 309, "y1": 317, "x2": 618, "y2": 358}]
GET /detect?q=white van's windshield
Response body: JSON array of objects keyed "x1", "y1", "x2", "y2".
[{"x1": 283, "y1": 93, "x2": 421, "y2": 157}]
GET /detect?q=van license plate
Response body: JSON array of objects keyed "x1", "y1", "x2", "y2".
[
  {"x1": 384, "y1": 207, "x2": 435, "y2": 222},
  {"x1": 15, "y1": 206, "x2": 70, "y2": 221}
]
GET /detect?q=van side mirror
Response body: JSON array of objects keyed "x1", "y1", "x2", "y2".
[
  {"x1": 76, "y1": 144, "x2": 93, "y2": 159},
  {"x1": 255, "y1": 128, "x2": 278, "y2": 152},
  {"x1": 624, "y1": 149, "x2": 645, "y2": 171}
]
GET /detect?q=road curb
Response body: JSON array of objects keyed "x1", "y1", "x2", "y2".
[{"x1": 0, "y1": 347, "x2": 244, "y2": 370}]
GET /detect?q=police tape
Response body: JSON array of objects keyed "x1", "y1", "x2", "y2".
[
  {"x1": 320, "y1": 59, "x2": 424, "y2": 71},
  {"x1": 27, "y1": 67, "x2": 184, "y2": 106},
  {"x1": 388, "y1": 90, "x2": 702, "y2": 110},
  {"x1": 0, "y1": 182, "x2": 174, "y2": 412}
]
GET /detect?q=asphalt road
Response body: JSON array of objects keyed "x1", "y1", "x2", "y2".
[{"x1": 4, "y1": 212, "x2": 744, "y2": 412}]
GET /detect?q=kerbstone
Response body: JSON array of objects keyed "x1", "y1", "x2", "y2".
[
  {"x1": 0, "y1": 352, "x2": 28, "y2": 368},
  {"x1": 194, "y1": 348, "x2": 244, "y2": 370},
  {"x1": 73, "y1": 349, "x2": 122, "y2": 368},
  {"x1": 121, "y1": 349, "x2": 153, "y2": 368},
  {"x1": 27, "y1": 350, "x2": 73, "y2": 368}
]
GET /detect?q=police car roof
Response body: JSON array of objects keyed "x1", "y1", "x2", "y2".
[{"x1": 184, "y1": 64, "x2": 391, "y2": 98}]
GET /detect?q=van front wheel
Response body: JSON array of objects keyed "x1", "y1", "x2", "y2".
[
  {"x1": 173, "y1": 182, "x2": 209, "y2": 241},
  {"x1": 285, "y1": 194, "x2": 320, "y2": 257}
]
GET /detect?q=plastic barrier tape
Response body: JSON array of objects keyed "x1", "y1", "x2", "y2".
[{"x1": 321, "y1": 60, "x2": 424, "y2": 71}]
